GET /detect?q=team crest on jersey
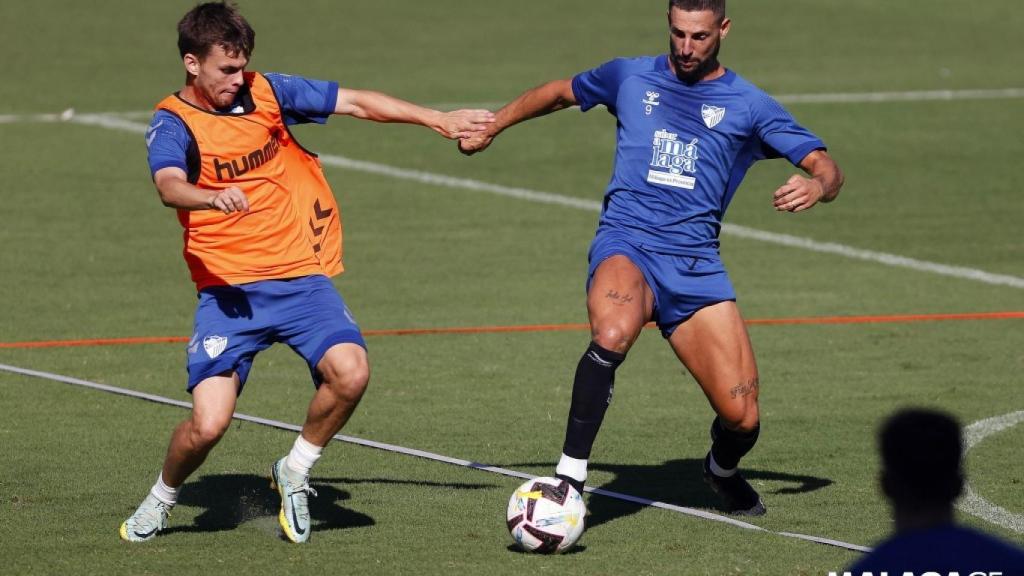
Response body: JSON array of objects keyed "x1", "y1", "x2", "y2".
[
  {"x1": 642, "y1": 91, "x2": 661, "y2": 116},
  {"x1": 701, "y1": 104, "x2": 726, "y2": 129},
  {"x1": 203, "y1": 335, "x2": 228, "y2": 359},
  {"x1": 647, "y1": 129, "x2": 699, "y2": 190}
]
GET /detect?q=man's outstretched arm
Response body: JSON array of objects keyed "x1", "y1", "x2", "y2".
[
  {"x1": 334, "y1": 88, "x2": 494, "y2": 140},
  {"x1": 459, "y1": 78, "x2": 577, "y2": 155},
  {"x1": 772, "y1": 149, "x2": 844, "y2": 212}
]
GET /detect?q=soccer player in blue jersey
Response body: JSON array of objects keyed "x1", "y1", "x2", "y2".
[{"x1": 460, "y1": 0, "x2": 844, "y2": 516}]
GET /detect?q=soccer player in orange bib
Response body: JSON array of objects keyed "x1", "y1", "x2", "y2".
[{"x1": 120, "y1": 1, "x2": 493, "y2": 544}]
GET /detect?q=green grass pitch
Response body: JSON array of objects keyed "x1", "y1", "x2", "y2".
[{"x1": 1, "y1": 1, "x2": 1022, "y2": 574}]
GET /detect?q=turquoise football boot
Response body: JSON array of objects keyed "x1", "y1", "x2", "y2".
[
  {"x1": 119, "y1": 493, "x2": 172, "y2": 542},
  {"x1": 270, "y1": 457, "x2": 317, "y2": 543}
]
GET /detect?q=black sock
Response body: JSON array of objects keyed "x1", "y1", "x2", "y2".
[
  {"x1": 561, "y1": 342, "x2": 626, "y2": 459},
  {"x1": 709, "y1": 416, "x2": 760, "y2": 472}
]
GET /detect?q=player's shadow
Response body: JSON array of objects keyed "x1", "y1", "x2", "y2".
[
  {"x1": 164, "y1": 473, "x2": 493, "y2": 537},
  {"x1": 163, "y1": 473, "x2": 370, "y2": 536},
  {"x1": 505, "y1": 459, "x2": 832, "y2": 529}
]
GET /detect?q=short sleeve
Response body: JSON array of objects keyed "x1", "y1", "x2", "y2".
[
  {"x1": 750, "y1": 91, "x2": 826, "y2": 165},
  {"x1": 572, "y1": 58, "x2": 639, "y2": 114},
  {"x1": 146, "y1": 110, "x2": 190, "y2": 177},
  {"x1": 265, "y1": 72, "x2": 339, "y2": 126}
]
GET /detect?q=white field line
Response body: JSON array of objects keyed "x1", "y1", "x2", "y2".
[
  {"x1": 776, "y1": 87, "x2": 1024, "y2": 105},
  {"x1": 718, "y1": 227, "x2": 1024, "y2": 289},
  {"x1": 0, "y1": 112, "x2": 64, "y2": 124},
  {"x1": 959, "y1": 411, "x2": 1024, "y2": 534},
  {"x1": 0, "y1": 362, "x2": 870, "y2": 552},
  {"x1": 6, "y1": 110, "x2": 1024, "y2": 290}
]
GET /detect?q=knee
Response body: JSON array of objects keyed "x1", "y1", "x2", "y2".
[
  {"x1": 591, "y1": 324, "x2": 635, "y2": 354},
  {"x1": 319, "y1": 349, "x2": 370, "y2": 402},
  {"x1": 190, "y1": 415, "x2": 231, "y2": 447},
  {"x1": 717, "y1": 400, "x2": 760, "y2": 434}
]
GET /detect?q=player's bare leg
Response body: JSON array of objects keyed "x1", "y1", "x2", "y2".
[
  {"x1": 302, "y1": 343, "x2": 370, "y2": 445},
  {"x1": 121, "y1": 373, "x2": 240, "y2": 542},
  {"x1": 163, "y1": 373, "x2": 241, "y2": 484},
  {"x1": 669, "y1": 300, "x2": 764, "y2": 515},
  {"x1": 556, "y1": 256, "x2": 654, "y2": 493},
  {"x1": 272, "y1": 343, "x2": 369, "y2": 543},
  {"x1": 586, "y1": 256, "x2": 655, "y2": 354}
]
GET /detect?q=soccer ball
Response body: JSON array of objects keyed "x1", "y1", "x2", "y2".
[{"x1": 506, "y1": 476, "x2": 586, "y2": 553}]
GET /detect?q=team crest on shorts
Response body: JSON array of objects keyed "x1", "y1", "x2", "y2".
[
  {"x1": 701, "y1": 104, "x2": 725, "y2": 129},
  {"x1": 203, "y1": 335, "x2": 228, "y2": 359}
]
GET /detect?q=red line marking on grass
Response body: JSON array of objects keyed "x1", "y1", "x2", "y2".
[
  {"x1": 362, "y1": 323, "x2": 593, "y2": 337},
  {"x1": 0, "y1": 336, "x2": 191, "y2": 349},
  {"x1": 1, "y1": 312, "x2": 1021, "y2": 350}
]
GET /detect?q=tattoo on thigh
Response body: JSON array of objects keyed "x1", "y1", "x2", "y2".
[
  {"x1": 605, "y1": 290, "x2": 634, "y2": 305},
  {"x1": 729, "y1": 378, "x2": 759, "y2": 399}
]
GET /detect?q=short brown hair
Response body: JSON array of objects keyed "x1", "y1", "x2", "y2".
[
  {"x1": 177, "y1": 2, "x2": 255, "y2": 59},
  {"x1": 668, "y1": 0, "x2": 726, "y2": 21}
]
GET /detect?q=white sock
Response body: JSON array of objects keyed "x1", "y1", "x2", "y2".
[
  {"x1": 555, "y1": 453, "x2": 588, "y2": 483},
  {"x1": 708, "y1": 452, "x2": 737, "y2": 478},
  {"x1": 149, "y1": 473, "x2": 179, "y2": 507},
  {"x1": 285, "y1": 435, "x2": 323, "y2": 477}
]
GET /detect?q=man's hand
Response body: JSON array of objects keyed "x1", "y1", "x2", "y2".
[
  {"x1": 772, "y1": 174, "x2": 825, "y2": 212},
  {"x1": 458, "y1": 131, "x2": 496, "y2": 156},
  {"x1": 432, "y1": 109, "x2": 495, "y2": 140},
  {"x1": 775, "y1": 149, "x2": 843, "y2": 212},
  {"x1": 457, "y1": 78, "x2": 577, "y2": 157},
  {"x1": 209, "y1": 186, "x2": 249, "y2": 214}
]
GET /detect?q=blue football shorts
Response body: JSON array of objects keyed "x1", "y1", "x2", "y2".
[
  {"x1": 185, "y1": 274, "x2": 366, "y2": 393},
  {"x1": 587, "y1": 231, "x2": 736, "y2": 338}
]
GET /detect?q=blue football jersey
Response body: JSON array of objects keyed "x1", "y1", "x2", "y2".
[{"x1": 572, "y1": 55, "x2": 825, "y2": 256}]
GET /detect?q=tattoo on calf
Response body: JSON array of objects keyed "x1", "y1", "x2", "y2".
[
  {"x1": 605, "y1": 290, "x2": 634, "y2": 305},
  {"x1": 729, "y1": 378, "x2": 759, "y2": 399}
]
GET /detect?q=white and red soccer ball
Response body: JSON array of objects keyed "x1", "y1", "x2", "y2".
[{"x1": 506, "y1": 476, "x2": 586, "y2": 553}]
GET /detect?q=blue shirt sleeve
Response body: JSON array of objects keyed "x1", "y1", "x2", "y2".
[
  {"x1": 146, "y1": 110, "x2": 190, "y2": 178},
  {"x1": 572, "y1": 56, "x2": 665, "y2": 115},
  {"x1": 749, "y1": 91, "x2": 825, "y2": 165},
  {"x1": 571, "y1": 58, "x2": 639, "y2": 114},
  {"x1": 264, "y1": 73, "x2": 339, "y2": 126}
]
